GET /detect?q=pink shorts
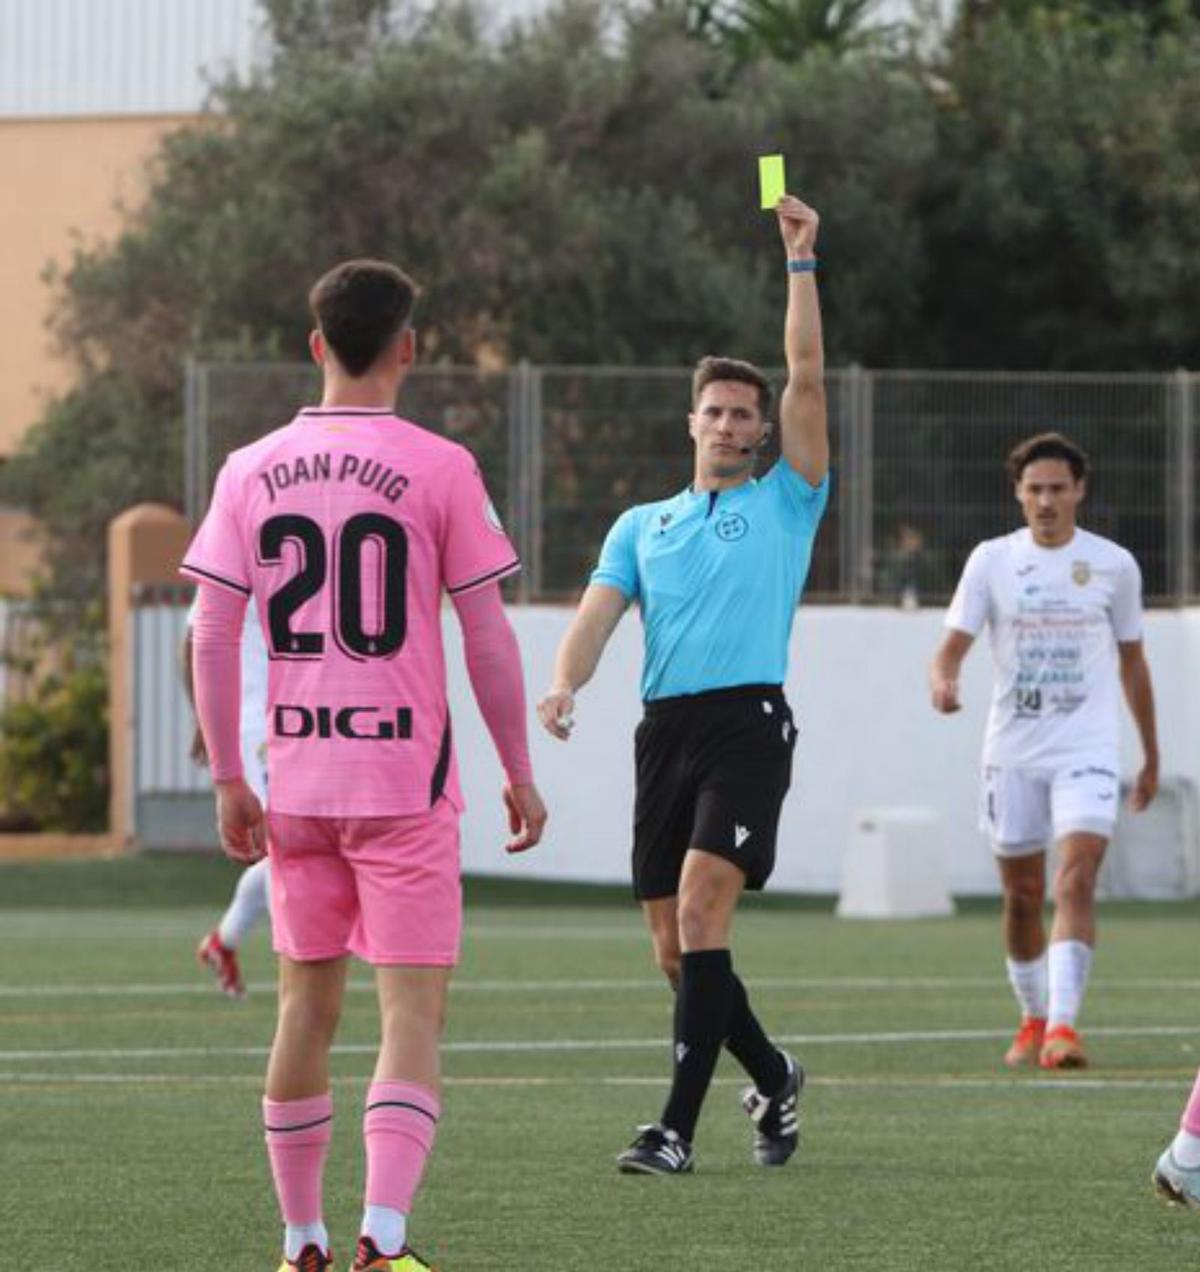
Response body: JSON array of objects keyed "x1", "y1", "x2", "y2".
[{"x1": 266, "y1": 798, "x2": 462, "y2": 966}]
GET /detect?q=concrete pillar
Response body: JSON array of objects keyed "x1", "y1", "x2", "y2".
[{"x1": 107, "y1": 503, "x2": 191, "y2": 851}]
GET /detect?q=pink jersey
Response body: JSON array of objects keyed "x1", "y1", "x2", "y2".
[{"x1": 181, "y1": 406, "x2": 520, "y2": 817}]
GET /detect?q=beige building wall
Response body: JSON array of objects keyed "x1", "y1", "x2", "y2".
[
  {"x1": 0, "y1": 114, "x2": 191, "y2": 593},
  {"x1": 0, "y1": 115, "x2": 188, "y2": 454}
]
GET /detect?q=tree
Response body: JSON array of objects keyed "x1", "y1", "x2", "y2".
[
  {"x1": 9, "y1": 0, "x2": 1200, "y2": 606},
  {"x1": 683, "y1": 0, "x2": 896, "y2": 60},
  {"x1": 924, "y1": 10, "x2": 1200, "y2": 368},
  {"x1": 261, "y1": 0, "x2": 398, "y2": 50},
  {"x1": 956, "y1": 0, "x2": 1200, "y2": 37},
  {"x1": 3, "y1": 0, "x2": 939, "y2": 605}
]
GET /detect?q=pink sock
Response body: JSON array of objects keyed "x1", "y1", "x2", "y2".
[
  {"x1": 263, "y1": 1093, "x2": 333, "y2": 1225},
  {"x1": 364, "y1": 1080, "x2": 440, "y2": 1215},
  {"x1": 1181, "y1": 1069, "x2": 1200, "y2": 1136}
]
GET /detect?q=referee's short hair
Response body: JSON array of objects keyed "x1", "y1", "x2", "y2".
[
  {"x1": 309, "y1": 259, "x2": 418, "y2": 377},
  {"x1": 1006, "y1": 432, "x2": 1090, "y2": 485},
  {"x1": 692, "y1": 355, "x2": 772, "y2": 419}
]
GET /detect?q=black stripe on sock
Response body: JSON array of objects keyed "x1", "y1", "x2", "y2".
[
  {"x1": 263, "y1": 1114, "x2": 333, "y2": 1134},
  {"x1": 365, "y1": 1099, "x2": 439, "y2": 1124}
]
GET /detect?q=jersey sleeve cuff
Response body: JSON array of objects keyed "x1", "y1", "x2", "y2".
[
  {"x1": 180, "y1": 563, "x2": 252, "y2": 596},
  {"x1": 588, "y1": 570, "x2": 636, "y2": 600},
  {"x1": 446, "y1": 558, "x2": 521, "y2": 596},
  {"x1": 777, "y1": 461, "x2": 831, "y2": 496}
]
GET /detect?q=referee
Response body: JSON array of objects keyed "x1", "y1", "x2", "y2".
[{"x1": 537, "y1": 194, "x2": 830, "y2": 1174}]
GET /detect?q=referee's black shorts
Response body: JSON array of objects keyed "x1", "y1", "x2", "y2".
[{"x1": 631, "y1": 683, "x2": 798, "y2": 901}]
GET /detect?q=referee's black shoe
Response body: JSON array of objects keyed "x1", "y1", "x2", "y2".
[
  {"x1": 616, "y1": 1123, "x2": 695, "y2": 1175},
  {"x1": 742, "y1": 1051, "x2": 804, "y2": 1166}
]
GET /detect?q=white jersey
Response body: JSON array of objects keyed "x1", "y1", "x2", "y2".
[{"x1": 945, "y1": 527, "x2": 1143, "y2": 768}]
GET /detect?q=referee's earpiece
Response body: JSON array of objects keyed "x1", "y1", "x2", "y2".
[{"x1": 738, "y1": 422, "x2": 773, "y2": 456}]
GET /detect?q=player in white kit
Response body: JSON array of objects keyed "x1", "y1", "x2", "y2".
[
  {"x1": 930, "y1": 432, "x2": 1159, "y2": 1069},
  {"x1": 185, "y1": 600, "x2": 272, "y2": 998}
]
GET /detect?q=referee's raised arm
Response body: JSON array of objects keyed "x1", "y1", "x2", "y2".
[{"x1": 776, "y1": 195, "x2": 828, "y2": 488}]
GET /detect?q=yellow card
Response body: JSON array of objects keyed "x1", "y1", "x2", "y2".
[{"x1": 758, "y1": 154, "x2": 785, "y2": 209}]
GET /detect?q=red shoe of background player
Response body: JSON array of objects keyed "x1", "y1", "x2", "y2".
[{"x1": 196, "y1": 929, "x2": 245, "y2": 999}]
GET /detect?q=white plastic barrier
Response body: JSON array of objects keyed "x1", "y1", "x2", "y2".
[{"x1": 836, "y1": 808, "x2": 955, "y2": 919}]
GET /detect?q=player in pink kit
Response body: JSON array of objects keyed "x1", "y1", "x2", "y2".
[{"x1": 183, "y1": 260, "x2": 547, "y2": 1272}]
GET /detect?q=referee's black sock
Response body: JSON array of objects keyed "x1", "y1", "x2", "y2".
[
  {"x1": 725, "y1": 973, "x2": 789, "y2": 1096},
  {"x1": 660, "y1": 948, "x2": 735, "y2": 1143}
]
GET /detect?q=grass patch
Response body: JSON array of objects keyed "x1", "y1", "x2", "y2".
[{"x1": 4, "y1": 898, "x2": 1200, "y2": 1268}]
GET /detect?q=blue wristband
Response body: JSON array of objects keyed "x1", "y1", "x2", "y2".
[{"x1": 787, "y1": 258, "x2": 817, "y2": 274}]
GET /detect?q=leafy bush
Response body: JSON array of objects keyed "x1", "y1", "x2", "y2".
[{"x1": 0, "y1": 662, "x2": 109, "y2": 833}]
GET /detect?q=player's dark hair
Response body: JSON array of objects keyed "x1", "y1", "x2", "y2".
[
  {"x1": 692, "y1": 355, "x2": 772, "y2": 418},
  {"x1": 309, "y1": 259, "x2": 418, "y2": 378},
  {"x1": 1006, "y1": 432, "x2": 1090, "y2": 485}
]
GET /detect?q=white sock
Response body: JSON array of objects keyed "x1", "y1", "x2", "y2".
[
  {"x1": 1173, "y1": 1129, "x2": 1200, "y2": 1169},
  {"x1": 362, "y1": 1205, "x2": 407, "y2": 1256},
  {"x1": 1005, "y1": 953, "x2": 1048, "y2": 1020},
  {"x1": 285, "y1": 1221, "x2": 329, "y2": 1260},
  {"x1": 1047, "y1": 939, "x2": 1093, "y2": 1029},
  {"x1": 218, "y1": 858, "x2": 271, "y2": 949}
]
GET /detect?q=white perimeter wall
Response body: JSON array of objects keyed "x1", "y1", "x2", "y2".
[{"x1": 446, "y1": 606, "x2": 1200, "y2": 895}]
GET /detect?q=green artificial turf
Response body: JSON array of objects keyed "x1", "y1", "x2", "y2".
[{"x1": 4, "y1": 889, "x2": 1200, "y2": 1269}]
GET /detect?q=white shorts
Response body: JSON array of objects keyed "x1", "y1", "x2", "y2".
[{"x1": 980, "y1": 761, "x2": 1119, "y2": 857}]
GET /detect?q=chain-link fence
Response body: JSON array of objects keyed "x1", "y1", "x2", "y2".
[{"x1": 185, "y1": 361, "x2": 1200, "y2": 605}]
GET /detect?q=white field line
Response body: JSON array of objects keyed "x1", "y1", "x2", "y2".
[
  {"x1": 6, "y1": 974, "x2": 1200, "y2": 1000},
  {"x1": 0, "y1": 1071, "x2": 1189, "y2": 1092},
  {"x1": 0, "y1": 975, "x2": 999, "y2": 999},
  {"x1": 0, "y1": 921, "x2": 650, "y2": 945},
  {"x1": 4, "y1": 1023, "x2": 1200, "y2": 1064}
]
